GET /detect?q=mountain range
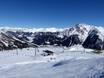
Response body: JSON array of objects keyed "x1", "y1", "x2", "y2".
[{"x1": 0, "y1": 23, "x2": 104, "y2": 50}]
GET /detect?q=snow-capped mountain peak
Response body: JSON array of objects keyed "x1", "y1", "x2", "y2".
[{"x1": 63, "y1": 23, "x2": 94, "y2": 41}]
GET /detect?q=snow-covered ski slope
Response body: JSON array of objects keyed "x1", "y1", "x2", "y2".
[{"x1": 0, "y1": 45, "x2": 104, "y2": 78}]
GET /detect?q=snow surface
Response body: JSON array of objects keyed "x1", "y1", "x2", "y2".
[{"x1": 0, "y1": 46, "x2": 104, "y2": 78}]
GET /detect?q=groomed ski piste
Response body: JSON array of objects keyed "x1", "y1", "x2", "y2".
[{"x1": 0, "y1": 45, "x2": 104, "y2": 78}]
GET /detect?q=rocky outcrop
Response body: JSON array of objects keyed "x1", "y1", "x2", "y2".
[
  {"x1": 62, "y1": 34, "x2": 81, "y2": 47},
  {"x1": 83, "y1": 29, "x2": 104, "y2": 50}
]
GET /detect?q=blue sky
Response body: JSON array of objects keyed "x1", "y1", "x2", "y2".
[{"x1": 0, "y1": 0, "x2": 104, "y2": 28}]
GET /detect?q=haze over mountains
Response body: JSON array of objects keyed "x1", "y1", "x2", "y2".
[{"x1": 0, "y1": 23, "x2": 104, "y2": 50}]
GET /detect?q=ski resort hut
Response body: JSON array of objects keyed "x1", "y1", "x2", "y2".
[{"x1": 42, "y1": 50, "x2": 54, "y2": 56}]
